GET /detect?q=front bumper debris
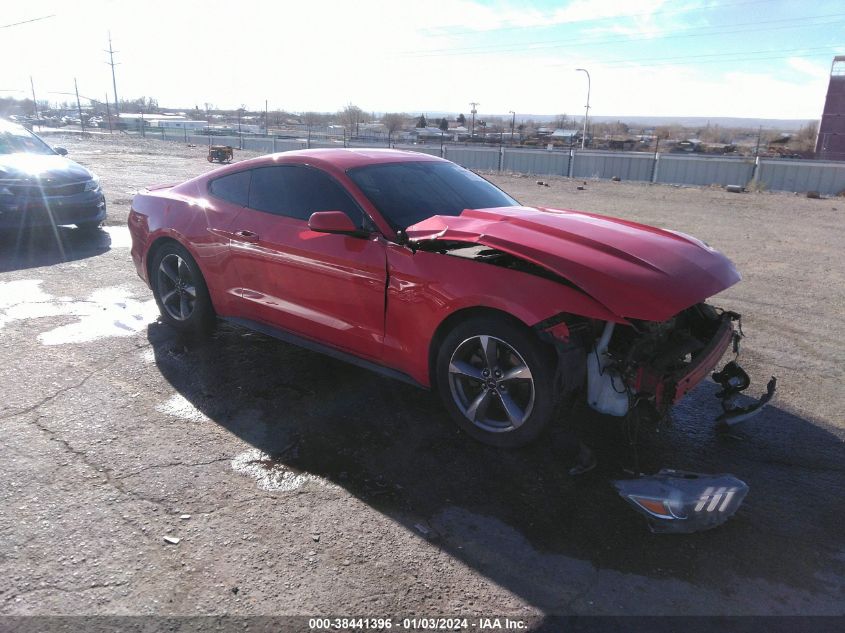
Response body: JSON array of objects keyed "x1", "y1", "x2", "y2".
[
  {"x1": 614, "y1": 469, "x2": 749, "y2": 534},
  {"x1": 712, "y1": 361, "x2": 777, "y2": 430}
]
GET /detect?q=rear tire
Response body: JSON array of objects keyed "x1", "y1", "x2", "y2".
[
  {"x1": 150, "y1": 242, "x2": 215, "y2": 336},
  {"x1": 435, "y1": 315, "x2": 558, "y2": 448}
]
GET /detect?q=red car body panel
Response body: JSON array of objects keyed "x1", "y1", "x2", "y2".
[
  {"x1": 405, "y1": 206, "x2": 741, "y2": 323},
  {"x1": 129, "y1": 148, "x2": 742, "y2": 392}
]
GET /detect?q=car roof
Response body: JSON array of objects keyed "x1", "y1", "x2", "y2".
[{"x1": 233, "y1": 147, "x2": 445, "y2": 172}]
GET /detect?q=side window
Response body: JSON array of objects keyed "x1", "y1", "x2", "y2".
[
  {"x1": 248, "y1": 165, "x2": 363, "y2": 227},
  {"x1": 208, "y1": 170, "x2": 250, "y2": 206}
]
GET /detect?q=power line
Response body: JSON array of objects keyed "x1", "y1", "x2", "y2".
[
  {"x1": 418, "y1": 0, "x2": 774, "y2": 38},
  {"x1": 0, "y1": 14, "x2": 55, "y2": 29},
  {"x1": 550, "y1": 44, "x2": 845, "y2": 68},
  {"x1": 550, "y1": 48, "x2": 844, "y2": 71},
  {"x1": 403, "y1": 11, "x2": 845, "y2": 59}
]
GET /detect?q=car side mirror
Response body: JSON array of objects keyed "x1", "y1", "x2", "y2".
[
  {"x1": 54, "y1": 147, "x2": 68, "y2": 156},
  {"x1": 308, "y1": 211, "x2": 360, "y2": 236}
]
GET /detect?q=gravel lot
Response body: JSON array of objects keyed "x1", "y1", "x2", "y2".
[{"x1": 1, "y1": 134, "x2": 844, "y2": 624}]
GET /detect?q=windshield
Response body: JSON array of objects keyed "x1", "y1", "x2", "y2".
[
  {"x1": 347, "y1": 161, "x2": 519, "y2": 231},
  {"x1": 0, "y1": 127, "x2": 55, "y2": 155}
]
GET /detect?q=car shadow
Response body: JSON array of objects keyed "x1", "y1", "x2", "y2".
[
  {"x1": 147, "y1": 320, "x2": 845, "y2": 612},
  {"x1": 0, "y1": 225, "x2": 112, "y2": 273}
]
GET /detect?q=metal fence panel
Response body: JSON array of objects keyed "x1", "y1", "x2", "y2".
[
  {"x1": 758, "y1": 159, "x2": 845, "y2": 195},
  {"x1": 242, "y1": 137, "x2": 274, "y2": 153},
  {"x1": 571, "y1": 151, "x2": 653, "y2": 181},
  {"x1": 273, "y1": 140, "x2": 306, "y2": 152},
  {"x1": 657, "y1": 155, "x2": 755, "y2": 187},
  {"x1": 123, "y1": 134, "x2": 845, "y2": 195},
  {"x1": 444, "y1": 147, "x2": 500, "y2": 171},
  {"x1": 503, "y1": 149, "x2": 570, "y2": 176}
]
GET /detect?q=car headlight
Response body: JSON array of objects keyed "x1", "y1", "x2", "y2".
[{"x1": 84, "y1": 176, "x2": 100, "y2": 192}]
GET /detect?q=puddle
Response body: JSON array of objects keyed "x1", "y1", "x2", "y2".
[
  {"x1": 103, "y1": 226, "x2": 132, "y2": 249},
  {"x1": 156, "y1": 394, "x2": 210, "y2": 423},
  {"x1": 0, "y1": 279, "x2": 158, "y2": 344},
  {"x1": 231, "y1": 448, "x2": 324, "y2": 492}
]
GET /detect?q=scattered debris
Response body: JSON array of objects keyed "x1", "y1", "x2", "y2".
[
  {"x1": 311, "y1": 534, "x2": 320, "y2": 542},
  {"x1": 163, "y1": 536, "x2": 180, "y2": 545},
  {"x1": 725, "y1": 184, "x2": 745, "y2": 193},
  {"x1": 806, "y1": 190, "x2": 821, "y2": 199},
  {"x1": 180, "y1": 514, "x2": 191, "y2": 520},
  {"x1": 614, "y1": 470, "x2": 749, "y2": 534},
  {"x1": 576, "y1": 186, "x2": 586, "y2": 191},
  {"x1": 611, "y1": 176, "x2": 621, "y2": 182},
  {"x1": 536, "y1": 180, "x2": 545, "y2": 186},
  {"x1": 231, "y1": 586, "x2": 239, "y2": 595},
  {"x1": 413, "y1": 523, "x2": 430, "y2": 537}
]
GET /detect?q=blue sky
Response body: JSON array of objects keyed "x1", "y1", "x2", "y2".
[{"x1": 1, "y1": 0, "x2": 842, "y2": 119}]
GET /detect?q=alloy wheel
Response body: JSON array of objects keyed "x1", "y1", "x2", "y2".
[
  {"x1": 447, "y1": 335, "x2": 535, "y2": 433},
  {"x1": 157, "y1": 253, "x2": 197, "y2": 321}
]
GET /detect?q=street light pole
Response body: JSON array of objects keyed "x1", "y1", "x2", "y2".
[
  {"x1": 509, "y1": 110, "x2": 516, "y2": 146},
  {"x1": 575, "y1": 68, "x2": 590, "y2": 149},
  {"x1": 469, "y1": 101, "x2": 479, "y2": 141}
]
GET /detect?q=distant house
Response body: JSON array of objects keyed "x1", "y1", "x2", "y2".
[
  {"x1": 673, "y1": 138, "x2": 704, "y2": 153},
  {"x1": 607, "y1": 136, "x2": 636, "y2": 150},
  {"x1": 550, "y1": 128, "x2": 580, "y2": 142},
  {"x1": 408, "y1": 126, "x2": 450, "y2": 141}
]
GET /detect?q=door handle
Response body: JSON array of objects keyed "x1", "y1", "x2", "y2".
[{"x1": 234, "y1": 230, "x2": 259, "y2": 242}]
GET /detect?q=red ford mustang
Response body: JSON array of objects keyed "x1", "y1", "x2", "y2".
[{"x1": 129, "y1": 148, "x2": 772, "y2": 447}]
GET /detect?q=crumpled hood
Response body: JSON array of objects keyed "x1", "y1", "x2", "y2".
[
  {"x1": 0, "y1": 153, "x2": 92, "y2": 184},
  {"x1": 405, "y1": 206, "x2": 741, "y2": 322}
]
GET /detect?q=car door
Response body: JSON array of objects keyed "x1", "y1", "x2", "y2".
[{"x1": 226, "y1": 164, "x2": 387, "y2": 361}]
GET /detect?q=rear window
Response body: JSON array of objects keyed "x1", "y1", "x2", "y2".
[{"x1": 209, "y1": 170, "x2": 250, "y2": 206}]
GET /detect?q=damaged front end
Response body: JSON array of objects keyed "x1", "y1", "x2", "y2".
[{"x1": 580, "y1": 303, "x2": 775, "y2": 430}]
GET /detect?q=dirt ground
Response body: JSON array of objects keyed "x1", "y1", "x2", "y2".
[{"x1": 1, "y1": 134, "x2": 843, "y2": 625}]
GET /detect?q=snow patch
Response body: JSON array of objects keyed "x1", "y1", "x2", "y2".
[
  {"x1": 0, "y1": 279, "x2": 158, "y2": 344},
  {"x1": 103, "y1": 226, "x2": 133, "y2": 248},
  {"x1": 156, "y1": 394, "x2": 210, "y2": 423},
  {"x1": 231, "y1": 448, "x2": 323, "y2": 492}
]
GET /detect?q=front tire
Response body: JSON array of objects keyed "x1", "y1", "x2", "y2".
[
  {"x1": 150, "y1": 242, "x2": 215, "y2": 335},
  {"x1": 435, "y1": 315, "x2": 557, "y2": 448}
]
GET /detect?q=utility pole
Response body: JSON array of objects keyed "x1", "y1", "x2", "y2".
[
  {"x1": 105, "y1": 32, "x2": 120, "y2": 116},
  {"x1": 29, "y1": 76, "x2": 39, "y2": 124},
  {"x1": 104, "y1": 93, "x2": 113, "y2": 134},
  {"x1": 265, "y1": 99, "x2": 269, "y2": 135},
  {"x1": 74, "y1": 78, "x2": 85, "y2": 134},
  {"x1": 469, "y1": 102, "x2": 479, "y2": 140},
  {"x1": 754, "y1": 125, "x2": 763, "y2": 157}
]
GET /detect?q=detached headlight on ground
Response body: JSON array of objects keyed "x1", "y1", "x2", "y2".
[
  {"x1": 614, "y1": 469, "x2": 749, "y2": 534},
  {"x1": 84, "y1": 176, "x2": 100, "y2": 192}
]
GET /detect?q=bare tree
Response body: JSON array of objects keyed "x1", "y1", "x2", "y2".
[
  {"x1": 382, "y1": 113, "x2": 406, "y2": 145},
  {"x1": 340, "y1": 104, "x2": 365, "y2": 137}
]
